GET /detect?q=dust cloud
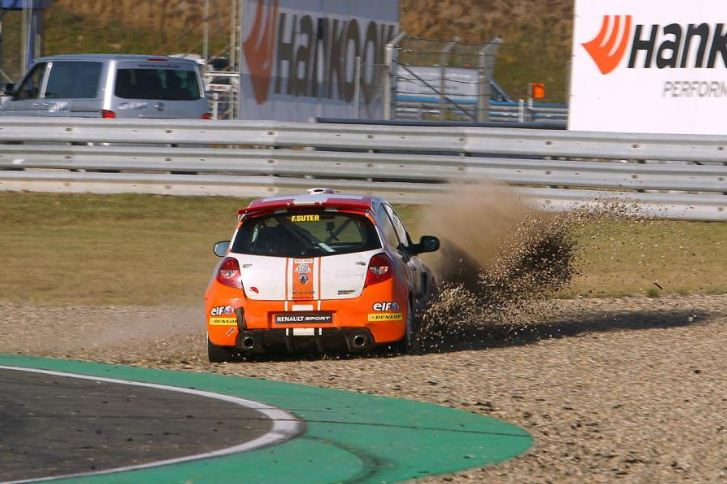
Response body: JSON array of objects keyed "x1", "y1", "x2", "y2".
[{"x1": 416, "y1": 182, "x2": 586, "y2": 351}]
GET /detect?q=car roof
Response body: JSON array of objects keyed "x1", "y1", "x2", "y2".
[
  {"x1": 240, "y1": 191, "x2": 383, "y2": 216},
  {"x1": 33, "y1": 54, "x2": 200, "y2": 66}
]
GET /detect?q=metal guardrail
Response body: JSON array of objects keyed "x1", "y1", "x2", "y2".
[
  {"x1": 394, "y1": 97, "x2": 569, "y2": 126},
  {"x1": 0, "y1": 118, "x2": 725, "y2": 220}
]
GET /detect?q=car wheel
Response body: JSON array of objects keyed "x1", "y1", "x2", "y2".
[
  {"x1": 393, "y1": 299, "x2": 417, "y2": 354},
  {"x1": 207, "y1": 337, "x2": 234, "y2": 363}
]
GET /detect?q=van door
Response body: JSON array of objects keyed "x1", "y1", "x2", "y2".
[
  {"x1": 43, "y1": 61, "x2": 103, "y2": 117},
  {"x1": 112, "y1": 60, "x2": 208, "y2": 119},
  {"x1": 0, "y1": 62, "x2": 48, "y2": 116}
]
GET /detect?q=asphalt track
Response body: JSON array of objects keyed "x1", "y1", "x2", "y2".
[
  {"x1": 0, "y1": 367, "x2": 301, "y2": 483},
  {"x1": 0, "y1": 355, "x2": 533, "y2": 483}
]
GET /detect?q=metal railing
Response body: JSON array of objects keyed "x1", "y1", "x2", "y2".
[
  {"x1": 394, "y1": 97, "x2": 568, "y2": 125},
  {"x1": 0, "y1": 118, "x2": 725, "y2": 220}
]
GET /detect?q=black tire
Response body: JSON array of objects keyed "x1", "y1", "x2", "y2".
[
  {"x1": 393, "y1": 299, "x2": 417, "y2": 354},
  {"x1": 207, "y1": 337, "x2": 235, "y2": 363}
]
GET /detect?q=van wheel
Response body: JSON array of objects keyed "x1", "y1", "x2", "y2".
[{"x1": 208, "y1": 338, "x2": 234, "y2": 363}]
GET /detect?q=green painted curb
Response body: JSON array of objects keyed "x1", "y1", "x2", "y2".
[{"x1": 0, "y1": 354, "x2": 532, "y2": 483}]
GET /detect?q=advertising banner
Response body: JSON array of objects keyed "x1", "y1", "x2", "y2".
[
  {"x1": 395, "y1": 66, "x2": 479, "y2": 101},
  {"x1": 239, "y1": 0, "x2": 399, "y2": 121},
  {"x1": 570, "y1": 0, "x2": 727, "y2": 135}
]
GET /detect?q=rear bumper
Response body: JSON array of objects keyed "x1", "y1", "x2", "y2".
[
  {"x1": 235, "y1": 328, "x2": 374, "y2": 354},
  {"x1": 205, "y1": 279, "x2": 408, "y2": 348}
]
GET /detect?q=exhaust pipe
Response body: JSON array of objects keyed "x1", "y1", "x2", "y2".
[
  {"x1": 352, "y1": 334, "x2": 367, "y2": 349},
  {"x1": 241, "y1": 336, "x2": 256, "y2": 350}
]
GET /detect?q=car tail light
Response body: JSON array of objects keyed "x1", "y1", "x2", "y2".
[
  {"x1": 216, "y1": 257, "x2": 242, "y2": 289},
  {"x1": 101, "y1": 110, "x2": 116, "y2": 119},
  {"x1": 201, "y1": 112, "x2": 212, "y2": 120},
  {"x1": 365, "y1": 253, "x2": 393, "y2": 286}
]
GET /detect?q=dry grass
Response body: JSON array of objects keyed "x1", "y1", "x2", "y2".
[
  {"x1": 565, "y1": 218, "x2": 727, "y2": 298},
  {"x1": 0, "y1": 192, "x2": 724, "y2": 306},
  {"x1": 0, "y1": 192, "x2": 240, "y2": 306}
]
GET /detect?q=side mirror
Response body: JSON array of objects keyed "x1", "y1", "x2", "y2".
[
  {"x1": 419, "y1": 235, "x2": 440, "y2": 253},
  {"x1": 409, "y1": 235, "x2": 440, "y2": 254},
  {"x1": 213, "y1": 240, "x2": 230, "y2": 257}
]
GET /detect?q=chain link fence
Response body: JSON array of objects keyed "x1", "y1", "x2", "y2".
[
  {"x1": 351, "y1": 62, "x2": 389, "y2": 121},
  {"x1": 391, "y1": 36, "x2": 501, "y2": 122}
]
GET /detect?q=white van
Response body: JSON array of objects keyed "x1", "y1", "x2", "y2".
[{"x1": 0, "y1": 54, "x2": 210, "y2": 119}]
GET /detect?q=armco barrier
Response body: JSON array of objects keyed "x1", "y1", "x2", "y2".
[{"x1": 0, "y1": 118, "x2": 725, "y2": 220}]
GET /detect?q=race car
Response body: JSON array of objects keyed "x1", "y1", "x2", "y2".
[{"x1": 204, "y1": 188, "x2": 440, "y2": 362}]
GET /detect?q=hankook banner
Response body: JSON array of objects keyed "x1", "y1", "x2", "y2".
[
  {"x1": 570, "y1": 0, "x2": 727, "y2": 135},
  {"x1": 239, "y1": 0, "x2": 399, "y2": 121}
]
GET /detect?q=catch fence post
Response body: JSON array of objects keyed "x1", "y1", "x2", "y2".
[
  {"x1": 384, "y1": 31, "x2": 407, "y2": 120},
  {"x1": 477, "y1": 37, "x2": 502, "y2": 123}
]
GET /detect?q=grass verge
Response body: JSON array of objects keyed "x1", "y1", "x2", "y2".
[{"x1": 0, "y1": 192, "x2": 724, "y2": 306}]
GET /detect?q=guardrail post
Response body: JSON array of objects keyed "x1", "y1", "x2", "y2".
[
  {"x1": 353, "y1": 56, "x2": 361, "y2": 119},
  {"x1": 384, "y1": 31, "x2": 407, "y2": 120},
  {"x1": 518, "y1": 99, "x2": 525, "y2": 123},
  {"x1": 211, "y1": 92, "x2": 219, "y2": 120},
  {"x1": 477, "y1": 37, "x2": 502, "y2": 123}
]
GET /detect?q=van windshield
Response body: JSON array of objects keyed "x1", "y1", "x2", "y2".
[
  {"x1": 231, "y1": 212, "x2": 381, "y2": 258},
  {"x1": 114, "y1": 68, "x2": 200, "y2": 100}
]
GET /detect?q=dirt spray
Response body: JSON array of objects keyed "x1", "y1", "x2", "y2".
[{"x1": 415, "y1": 182, "x2": 584, "y2": 351}]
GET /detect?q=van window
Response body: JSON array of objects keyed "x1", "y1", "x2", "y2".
[
  {"x1": 45, "y1": 61, "x2": 102, "y2": 99},
  {"x1": 13, "y1": 62, "x2": 46, "y2": 100},
  {"x1": 114, "y1": 68, "x2": 200, "y2": 100}
]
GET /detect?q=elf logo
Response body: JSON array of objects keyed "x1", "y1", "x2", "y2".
[
  {"x1": 211, "y1": 305, "x2": 235, "y2": 316},
  {"x1": 582, "y1": 16, "x2": 727, "y2": 74},
  {"x1": 372, "y1": 301, "x2": 399, "y2": 312}
]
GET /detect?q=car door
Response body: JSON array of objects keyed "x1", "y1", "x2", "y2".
[
  {"x1": 374, "y1": 203, "x2": 421, "y2": 305},
  {"x1": 0, "y1": 62, "x2": 48, "y2": 116},
  {"x1": 383, "y1": 203, "x2": 433, "y2": 306}
]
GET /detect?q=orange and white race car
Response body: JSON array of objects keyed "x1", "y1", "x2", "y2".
[{"x1": 204, "y1": 189, "x2": 440, "y2": 362}]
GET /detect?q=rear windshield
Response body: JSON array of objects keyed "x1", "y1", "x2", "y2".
[
  {"x1": 114, "y1": 68, "x2": 200, "y2": 100},
  {"x1": 231, "y1": 212, "x2": 381, "y2": 258}
]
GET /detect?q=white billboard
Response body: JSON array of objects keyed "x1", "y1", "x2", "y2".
[
  {"x1": 570, "y1": 0, "x2": 727, "y2": 135},
  {"x1": 395, "y1": 66, "x2": 479, "y2": 101},
  {"x1": 239, "y1": 0, "x2": 399, "y2": 121}
]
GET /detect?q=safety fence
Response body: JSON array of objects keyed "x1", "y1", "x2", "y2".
[
  {"x1": 0, "y1": 118, "x2": 725, "y2": 220},
  {"x1": 394, "y1": 97, "x2": 568, "y2": 125}
]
